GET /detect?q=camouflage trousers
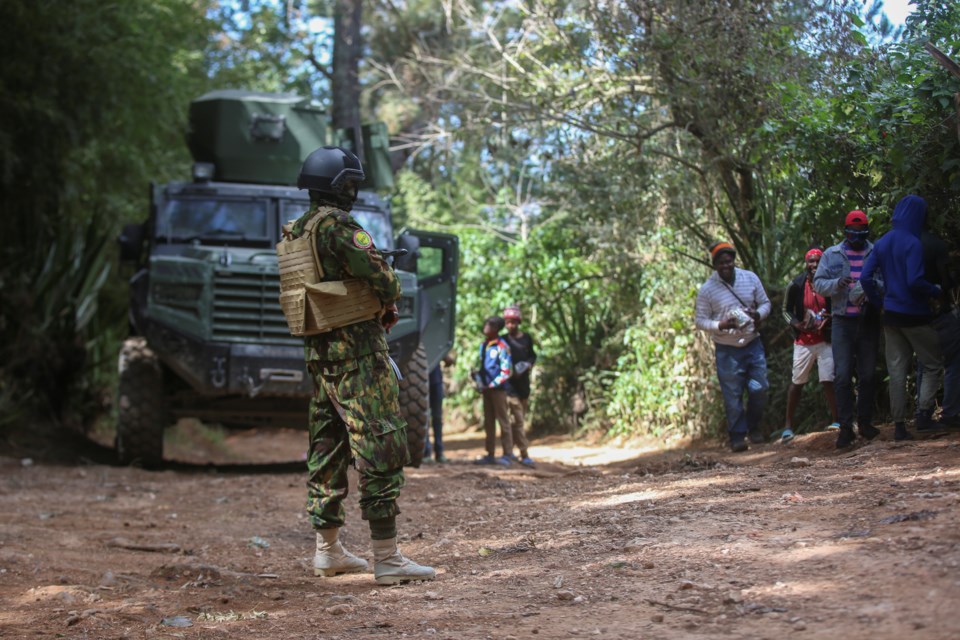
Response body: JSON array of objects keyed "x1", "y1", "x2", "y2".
[{"x1": 305, "y1": 350, "x2": 410, "y2": 528}]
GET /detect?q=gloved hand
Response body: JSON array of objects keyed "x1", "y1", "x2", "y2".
[{"x1": 381, "y1": 303, "x2": 399, "y2": 333}]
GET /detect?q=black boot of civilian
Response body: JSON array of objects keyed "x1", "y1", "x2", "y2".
[
  {"x1": 915, "y1": 408, "x2": 943, "y2": 433},
  {"x1": 859, "y1": 422, "x2": 880, "y2": 440},
  {"x1": 894, "y1": 422, "x2": 914, "y2": 441},
  {"x1": 836, "y1": 424, "x2": 856, "y2": 448}
]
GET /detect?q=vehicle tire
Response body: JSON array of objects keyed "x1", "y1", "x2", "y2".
[
  {"x1": 115, "y1": 337, "x2": 166, "y2": 468},
  {"x1": 397, "y1": 343, "x2": 429, "y2": 468}
]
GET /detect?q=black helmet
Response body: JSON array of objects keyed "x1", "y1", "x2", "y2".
[{"x1": 297, "y1": 146, "x2": 365, "y2": 194}]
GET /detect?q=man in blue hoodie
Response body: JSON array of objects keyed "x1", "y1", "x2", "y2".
[{"x1": 861, "y1": 195, "x2": 944, "y2": 441}]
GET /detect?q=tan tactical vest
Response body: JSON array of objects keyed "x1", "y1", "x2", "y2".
[{"x1": 276, "y1": 207, "x2": 381, "y2": 336}]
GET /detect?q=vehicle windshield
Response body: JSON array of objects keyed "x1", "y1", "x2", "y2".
[
  {"x1": 280, "y1": 202, "x2": 393, "y2": 250},
  {"x1": 158, "y1": 198, "x2": 269, "y2": 243}
]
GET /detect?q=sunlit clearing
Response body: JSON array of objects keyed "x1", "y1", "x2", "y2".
[
  {"x1": 577, "y1": 489, "x2": 661, "y2": 508},
  {"x1": 787, "y1": 543, "x2": 858, "y2": 564},
  {"x1": 749, "y1": 569, "x2": 850, "y2": 599},
  {"x1": 528, "y1": 441, "x2": 661, "y2": 466},
  {"x1": 575, "y1": 473, "x2": 745, "y2": 508},
  {"x1": 906, "y1": 467, "x2": 960, "y2": 482},
  {"x1": 15, "y1": 585, "x2": 92, "y2": 606}
]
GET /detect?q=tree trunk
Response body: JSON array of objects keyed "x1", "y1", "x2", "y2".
[{"x1": 331, "y1": 0, "x2": 364, "y2": 160}]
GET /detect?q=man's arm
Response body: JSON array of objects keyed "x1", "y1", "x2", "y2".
[
  {"x1": 327, "y1": 218, "x2": 401, "y2": 305},
  {"x1": 752, "y1": 273, "x2": 772, "y2": 320},
  {"x1": 813, "y1": 250, "x2": 851, "y2": 297},
  {"x1": 935, "y1": 249, "x2": 955, "y2": 294},
  {"x1": 782, "y1": 279, "x2": 803, "y2": 328},
  {"x1": 860, "y1": 250, "x2": 883, "y2": 306},
  {"x1": 936, "y1": 252, "x2": 954, "y2": 294},
  {"x1": 695, "y1": 284, "x2": 738, "y2": 332},
  {"x1": 491, "y1": 341, "x2": 512, "y2": 388},
  {"x1": 694, "y1": 286, "x2": 721, "y2": 333},
  {"x1": 905, "y1": 243, "x2": 942, "y2": 299}
]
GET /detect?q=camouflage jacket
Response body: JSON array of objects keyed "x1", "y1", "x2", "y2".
[{"x1": 289, "y1": 204, "x2": 402, "y2": 362}]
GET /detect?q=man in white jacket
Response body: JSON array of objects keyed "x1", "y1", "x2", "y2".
[{"x1": 695, "y1": 242, "x2": 772, "y2": 452}]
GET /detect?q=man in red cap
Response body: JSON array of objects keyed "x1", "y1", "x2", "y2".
[
  {"x1": 502, "y1": 305, "x2": 537, "y2": 467},
  {"x1": 695, "y1": 241, "x2": 772, "y2": 452},
  {"x1": 813, "y1": 210, "x2": 881, "y2": 448},
  {"x1": 780, "y1": 245, "x2": 840, "y2": 443}
]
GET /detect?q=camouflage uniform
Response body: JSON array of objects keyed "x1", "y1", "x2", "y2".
[{"x1": 289, "y1": 205, "x2": 409, "y2": 528}]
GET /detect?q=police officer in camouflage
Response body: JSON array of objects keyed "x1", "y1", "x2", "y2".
[{"x1": 281, "y1": 146, "x2": 434, "y2": 585}]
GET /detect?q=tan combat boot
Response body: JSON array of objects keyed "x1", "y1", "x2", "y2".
[
  {"x1": 314, "y1": 528, "x2": 368, "y2": 577},
  {"x1": 371, "y1": 537, "x2": 436, "y2": 585}
]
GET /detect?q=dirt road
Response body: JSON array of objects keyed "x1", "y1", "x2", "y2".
[{"x1": 1, "y1": 423, "x2": 958, "y2": 639}]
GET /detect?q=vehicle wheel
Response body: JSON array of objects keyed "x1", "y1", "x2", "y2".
[
  {"x1": 115, "y1": 337, "x2": 166, "y2": 468},
  {"x1": 397, "y1": 343, "x2": 429, "y2": 468}
]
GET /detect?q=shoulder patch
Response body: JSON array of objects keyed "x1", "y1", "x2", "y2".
[{"x1": 352, "y1": 229, "x2": 374, "y2": 249}]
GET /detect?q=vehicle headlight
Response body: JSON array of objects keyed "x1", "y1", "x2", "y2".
[{"x1": 192, "y1": 162, "x2": 215, "y2": 182}]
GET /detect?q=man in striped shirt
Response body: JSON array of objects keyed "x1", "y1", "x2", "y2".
[
  {"x1": 813, "y1": 210, "x2": 882, "y2": 448},
  {"x1": 695, "y1": 242, "x2": 772, "y2": 452}
]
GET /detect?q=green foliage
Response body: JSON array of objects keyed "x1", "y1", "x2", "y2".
[
  {"x1": 0, "y1": 0, "x2": 213, "y2": 430},
  {"x1": 4, "y1": 0, "x2": 957, "y2": 447},
  {"x1": 205, "y1": 1, "x2": 327, "y2": 98},
  {"x1": 383, "y1": 0, "x2": 942, "y2": 443},
  {"x1": 605, "y1": 231, "x2": 725, "y2": 438},
  {"x1": 0, "y1": 213, "x2": 119, "y2": 430},
  {"x1": 778, "y1": 0, "x2": 960, "y2": 242},
  {"x1": 396, "y1": 156, "x2": 653, "y2": 435},
  {"x1": 391, "y1": 170, "x2": 455, "y2": 231}
]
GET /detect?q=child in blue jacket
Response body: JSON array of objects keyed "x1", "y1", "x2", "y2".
[{"x1": 474, "y1": 316, "x2": 513, "y2": 465}]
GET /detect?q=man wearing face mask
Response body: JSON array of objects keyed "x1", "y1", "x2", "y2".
[{"x1": 813, "y1": 210, "x2": 882, "y2": 448}]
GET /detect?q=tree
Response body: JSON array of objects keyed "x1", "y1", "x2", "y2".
[
  {"x1": 771, "y1": 0, "x2": 959, "y2": 249},
  {"x1": 330, "y1": 0, "x2": 364, "y2": 149},
  {"x1": 379, "y1": 1, "x2": 875, "y2": 279},
  {"x1": 0, "y1": 0, "x2": 213, "y2": 430}
]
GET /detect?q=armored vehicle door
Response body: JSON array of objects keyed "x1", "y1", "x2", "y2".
[{"x1": 396, "y1": 231, "x2": 459, "y2": 372}]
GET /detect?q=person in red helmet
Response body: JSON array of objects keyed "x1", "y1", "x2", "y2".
[
  {"x1": 780, "y1": 246, "x2": 840, "y2": 443},
  {"x1": 502, "y1": 305, "x2": 537, "y2": 467}
]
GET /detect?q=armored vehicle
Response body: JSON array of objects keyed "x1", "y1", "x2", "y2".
[{"x1": 116, "y1": 90, "x2": 458, "y2": 468}]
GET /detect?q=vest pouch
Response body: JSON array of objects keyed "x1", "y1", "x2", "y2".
[
  {"x1": 277, "y1": 233, "x2": 320, "y2": 293},
  {"x1": 278, "y1": 287, "x2": 309, "y2": 336},
  {"x1": 276, "y1": 207, "x2": 380, "y2": 336},
  {"x1": 280, "y1": 279, "x2": 381, "y2": 336}
]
